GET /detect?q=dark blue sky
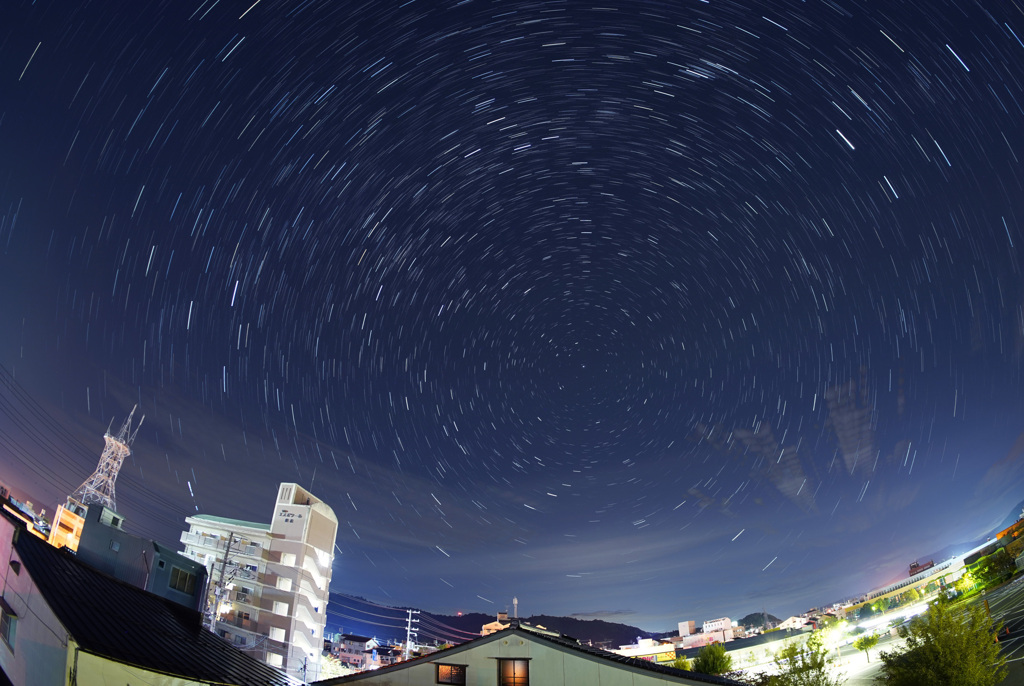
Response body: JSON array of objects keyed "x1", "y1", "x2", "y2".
[{"x1": 2, "y1": 0, "x2": 1024, "y2": 631}]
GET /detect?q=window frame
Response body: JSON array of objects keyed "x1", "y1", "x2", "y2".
[
  {"x1": 169, "y1": 566, "x2": 197, "y2": 594},
  {"x1": 497, "y1": 658, "x2": 529, "y2": 686},
  {"x1": 435, "y1": 663, "x2": 467, "y2": 685},
  {"x1": 0, "y1": 597, "x2": 17, "y2": 653}
]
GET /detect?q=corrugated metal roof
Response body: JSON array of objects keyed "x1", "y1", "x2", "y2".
[{"x1": 11, "y1": 516, "x2": 294, "y2": 686}]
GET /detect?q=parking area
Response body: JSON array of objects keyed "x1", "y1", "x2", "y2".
[
  {"x1": 980, "y1": 576, "x2": 1024, "y2": 685},
  {"x1": 819, "y1": 579, "x2": 1024, "y2": 685}
]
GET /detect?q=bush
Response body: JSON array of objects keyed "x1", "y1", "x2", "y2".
[
  {"x1": 767, "y1": 631, "x2": 842, "y2": 686},
  {"x1": 878, "y1": 597, "x2": 1006, "y2": 686},
  {"x1": 692, "y1": 642, "x2": 733, "y2": 675},
  {"x1": 669, "y1": 656, "x2": 692, "y2": 671}
]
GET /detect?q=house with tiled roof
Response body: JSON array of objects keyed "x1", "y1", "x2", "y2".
[
  {"x1": 312, "y1": 620, "x2": 746, "y2": 686},
  {"x1": 0, "y1": 509, "x2": 297, "y2": 686}
]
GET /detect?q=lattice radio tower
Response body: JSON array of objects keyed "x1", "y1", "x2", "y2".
[{"x1": 69, "y1": 405, "x2": 144, "y2": 512}]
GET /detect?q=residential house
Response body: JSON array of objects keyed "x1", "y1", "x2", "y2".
[
  {"x1": 75, "y1": 504, "x2": 208, "y2": 611},
  {"x1": 0, "y1": 508, "x2": 296, "y2": 686},
  {"x1": 331, "y1": 634, "x2": 380, "y2": 669},
  {"x1": 312, "y1": 620, "x2": 745, "y2": 686}
]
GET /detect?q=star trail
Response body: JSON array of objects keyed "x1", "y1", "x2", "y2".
[{"x1": 2, "y1": 0, "x2": 1024, "y2": 629}]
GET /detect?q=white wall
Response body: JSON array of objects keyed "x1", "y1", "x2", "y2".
[{"x1": 0, "y1": 531, "x2": 71, "y2": 686}]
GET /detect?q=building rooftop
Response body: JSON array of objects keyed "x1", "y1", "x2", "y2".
[
  {"x1": 10, "y1": 513, "x2": 293, "y2": 686},
  {"x1": 314, "y1": 620, "x2": 744, "y2": 685},
  {"x1": 188, "y1": 513, "x2": 271, "y2": 530}
]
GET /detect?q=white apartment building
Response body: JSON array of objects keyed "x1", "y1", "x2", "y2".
[{"x1": 180, "y1": 482, "x2": 338, "y2": 681}]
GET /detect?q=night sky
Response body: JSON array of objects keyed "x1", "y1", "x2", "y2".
[{"x1": 2, "y1": 0, "x2": 1024, "y2": 632}]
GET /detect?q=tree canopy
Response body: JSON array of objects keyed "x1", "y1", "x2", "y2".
[
  {"x1": 852, "y1": 633, "x2": 878, "y2": 662},
  {"x1": 877, "y1": 598, "x2": 1006, "y2": 686},
  {"x1": 692, "y1": 642, "x2": 733, "y2": 675},
  {"x1": 767, "y1": 631, "x2": 843, "y2": 686}
]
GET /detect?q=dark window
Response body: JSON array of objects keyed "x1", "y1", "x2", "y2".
[
  {"x1": 169, "y1": 566, "x2": 197, "y2": 594},
  {"x1": 0, "y1": 608, "x2": 16, "y2": 652},
  {"x1": 158, "y1": 560, "x2": 165, "y2": 568},
  {"x1": 498, "y1": 659, "x2": 529, "y2": 686},
  {"x1": 436, "y1": 664, "x2": 467, "y2": 684},
  {"x1": 111, "y1": 516, "x2": 121, "y2": 527},
  {"x1": 109, "y1": 540, "x2": 120, "y2": 552}
]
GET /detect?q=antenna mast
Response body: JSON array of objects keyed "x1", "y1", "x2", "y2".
[{"x1": 69, "y1": 405, "x2": 144, "y2": 512}]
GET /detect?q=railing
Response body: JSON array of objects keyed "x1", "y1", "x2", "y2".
[{"x1": 180, "y1": 532, "x2": 262, "y2": 557}]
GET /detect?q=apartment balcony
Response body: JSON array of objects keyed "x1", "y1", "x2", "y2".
[
  {"x1": 215, "y1": 615, "x2": 258, "y2": 634},
  {"x1": 180, "y1": 532, "x2": 262, "y2": 557},
  {"x1": 228, "y1": 615, "x2": 258, "y2": 632}
]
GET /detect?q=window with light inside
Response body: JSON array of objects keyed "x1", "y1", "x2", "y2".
[
  {"x1": 498, "y1": 658, "x2": 529, "y2": 686},
  {"x1": 435, "y1": 663, "x2": 467, "y2": 684}
]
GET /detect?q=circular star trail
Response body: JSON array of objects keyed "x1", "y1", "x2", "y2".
[{"x1": 3, "y1": 0, "x2": 1024, "y2": 626}]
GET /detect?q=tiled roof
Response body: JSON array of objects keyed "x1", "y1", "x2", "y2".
[
  {"x1": 340, "y1": 634, "x2": 373, "y2": 642},
  {"x1": 11, "y1": 518, "x2": 294, "y2": 686},
  {"x1": 313, "y1": 620, "x2": 745, "y2": 686}
]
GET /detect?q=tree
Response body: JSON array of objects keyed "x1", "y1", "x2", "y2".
[
  {"x1": 956, "y1": 571, "x2": 977, "y2": 595},
  {"x1": 903, "y1": 587, "x2": 921, "y2": 604},
  {"x1": 1005, "y1": 536, "x2": 1024, "y2": 561},
  {"x1": 976, "y1": 549, "x2": 1015, "y2": 586},
  {"x1": 877, "y1": 598, "x2": 1006, "y2": 686},
  {"x1": 670, "y1": 656, "x2": 693, "y2": 671},
  {"x1": 692, "y1": 642, "x2": 733, "y2": 675},
  {"x1": 768, "y1": 632, "x2": 843, "y2": 686},
  {"x1": 852, "y1": 634, "x2": 878, "y2": 662},
  {"x1": 858, "y1": 603, "x2": 876, "y2": 620}
]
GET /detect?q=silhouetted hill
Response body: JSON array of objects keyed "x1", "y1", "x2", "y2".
[
  {"x1": 738, "y1": 612, "x2": 782, "y2": 628},
  {"x1": 912, "y1": 500, "x2": 1024, "y2": 571},
  {"x1": 427, "y1": 612, "x2": 654, "y2": 649},
  {"x1": 326, "y1": 595, "x2": 654, "y2": 648},
  {"x1": 993, "y1": 499, "x2": 1024, "y2": 534}
]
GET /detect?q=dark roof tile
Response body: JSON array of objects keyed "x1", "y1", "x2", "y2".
[{"x1": 10, "y1": 516, "x2": 294, "y2": 686}]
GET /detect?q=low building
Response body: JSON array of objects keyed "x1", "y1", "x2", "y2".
[
  {"x1": 331, "y1": 634, "x2": 380, "y2": 669},
  {"x1": 608, "y1": 637, "x2": 678, "y2": 664},
  {"x1": 481, "y1": 611, "x2": 511, "y2": 635},
  {"x1": 674, "y1": 627, "x2": 811, "y2": 674},
  {"x1": 75, "y1": 504, "x2": 208, "y2": 611},
  {"x1": 702, "y1": 617, "x2": 733, "y2": 635},
  {"x1": 0, "y1": 508, "x2": 295, "y2": 686},
  {"x1": 775, "y1": 616, "x2": 808, "y2": 631},
  {"x1": 312, "y1": 622, "x2": 746, "y2": 686}
]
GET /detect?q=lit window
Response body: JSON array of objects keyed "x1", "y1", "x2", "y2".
[
  {"x1": 436, "y1": 664, "x2": 467, "y2": 684},
  {"x1": 498, "y1": 659, "x2": 529, "y2": 686},
  {"x1": 169, "y1": 567, "x2": 197, "y2": 594}
]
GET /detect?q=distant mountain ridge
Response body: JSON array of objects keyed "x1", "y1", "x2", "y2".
[
  {"x1": 327, "y1": 595, "x2": 659, "y2": 646},
  {"x1": 738, "y1": 612, "x2": 782, "y2": 628},
  {"x1": 328, "y1": 594, "x2": 790, "y2": 646}
]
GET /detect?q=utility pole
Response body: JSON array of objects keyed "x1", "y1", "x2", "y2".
[
  {"x1": 404, "y1": 609, "x2": 420, "y2": 660},
  {"x1": 207, "y1": 531, "x2": 236, "y2": 630}
]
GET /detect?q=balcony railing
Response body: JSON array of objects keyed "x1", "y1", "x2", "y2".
[{"x1": 180, "y1": 532, "x2": 261, "y2": 557}]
